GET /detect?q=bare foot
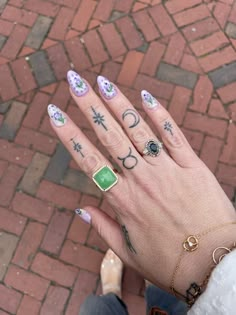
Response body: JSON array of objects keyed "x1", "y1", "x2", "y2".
[{"x1": 101, "y1": 249, "x2": 123, "y2": 299}]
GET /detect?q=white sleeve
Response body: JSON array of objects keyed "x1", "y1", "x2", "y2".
[{"x1": 188, "y1": 249, "x2": 236, "y2": 315}]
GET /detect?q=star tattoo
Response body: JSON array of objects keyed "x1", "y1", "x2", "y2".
[
  {"x1": 164, "y1": 121, "x2": 173, "y2": 136},
  {"x1": 70, "y1": 138, "x2": 84, "y2": 157},
  {"x1": 91, "y1": 106, "x2": 107, "y2": 131}
]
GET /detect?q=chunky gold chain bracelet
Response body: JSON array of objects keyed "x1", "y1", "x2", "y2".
[{"x1": 170, "y1": 221, "x2": 236, "y2": 306}]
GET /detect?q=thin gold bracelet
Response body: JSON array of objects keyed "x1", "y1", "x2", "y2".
[{"x1": 170, "y1": 221, "x2": 236, "y2": 306}]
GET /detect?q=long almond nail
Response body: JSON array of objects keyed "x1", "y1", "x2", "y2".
[
  {"x1": 97, "y1": 76, "x2": 117, "y2": 100},
  {"x1": 47, "y1": 104, "x2": 67, "y2": 127},
  {"x1": 141, "y1": 90, "x2": 160, "y2": 111},
  {"x1": 67, "y1": 70, "x2": 89, "y2": 97},
  {"x1": 75, "y1": 209, "x2": 91, "y2": 224}
]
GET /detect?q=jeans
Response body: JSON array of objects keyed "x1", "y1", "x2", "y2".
[{"x1": 79, "y1": 285, "x2": 188, "y2": 315}]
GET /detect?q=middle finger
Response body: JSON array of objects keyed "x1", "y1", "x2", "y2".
[{"x1": 67, "y1": 70, "x2": 145, "y2": 174}]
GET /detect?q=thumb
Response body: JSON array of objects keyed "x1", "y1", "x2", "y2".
[{"x1": 75, "y1": 206, "x2": 128, "y2": 262}]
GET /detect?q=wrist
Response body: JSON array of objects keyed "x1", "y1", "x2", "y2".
[{"x1": 173, "y1": 222, "x2": 236, "y2": 300}]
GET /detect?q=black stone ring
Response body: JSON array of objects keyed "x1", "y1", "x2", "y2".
[{"x1": 143, "y1": 140, "x2": 163, "y2": 157}]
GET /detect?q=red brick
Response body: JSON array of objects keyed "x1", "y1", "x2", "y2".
[
  {"x1": 149, "y1": 4, "x2": 177, "y2": 36},
  {"x1": 117, "y1": 51, "x2": 144, "y2": 86},
  {"x1": 8, "y1": 0, "x2": 24, "y2": 6},
  {"x1": 200, "y1": 136, "x2": 223, "y2": 172},
  {"x1": 60, "y1": 240, "x2": 103, "y2": 273},
  {"x1": 12, "y1": 222, "x2": 45, "y2": 269},
  {"x1": 116, "y1": 16, "x2": 143, "y2": 50},
  {"x1": 42, "y1": 38, "x2": 57, "y2": 49},
  {"x1": 182, "y1": 17, "x2": 219, "y2": 41},
  {"x1": 199, "y1": 46, "x2": 236, "y2": 72},
  {"x1": 1, "y1": 25, "x2": 29, "y2": 60},
  {"x1": 208, "y1": 99, "x2": 228, "y2": 119},
  {"x1": 0, "y1": 284, "x2": 22, "y2": 313},
  {"x1": 123, "y1": 291, "x2": 145, "y2": 315},
  {"x1": 217, "y1": 82, "x2": 236, "y2": 104},
  {"x1": 184, "y1": 112, "x2": 228, "y2": 139},
  {"x1": 40, "y1": 82, "x2": 58, "y2": 95},
  {"x1": 140, "y1": 41, "x2": 165, "y2": 76},
  {"x1": 25, "y1": 0, "x2": 59, "y2": 17},
  {"x1": 37, "y1": 180, "x2": 80, "y2": 209},
  {"x1": 0, "y1": 206, "x2": 26, "y2": 235},
  {"x1": 190, "y1": 31, "x2": 229, "y2": 56},
  {"x1": 67, "y1": 215, "x2": 90, "y2": 244},
  {"x1": 228, "y1": 2, "x2": 236, "y2": 24},
  {"x1": 11, "y1": 58, "x2": 37, "y2": 93},
  {"x1": 190, "y1": 76, "x2": 213, "y2": 113},
  {"x1": 31, "y1": 252, "x2": 78, "y2": 287},
  {"x1": 83, "y1": 29, "x2": 109, "y2": 64},
  {"x1": 164, "y1": 32, "x2": 186, "y2": 65},
  {"x1": 16, "y1": 90, "x2": 35, "y2": 104},
  {"x1": 87, "y1": 228, "x2": 108, "y2": 252},
  {"x1": 5, "y1": 265, "x2": 49, "y2": 300},
  {"x1": 72, "y1": 0, "x2": 96, "y2": 31},
  {"x1": 169, "y1": 86, "x2": 191, "y2": 125},
  {"x1": 221, "y1": 183, "x2": 235, "y2": 200},
  {"x1": 135, "y1": 73, "x2": 174, "y2": 100},
  {"x1": 0, "y1": 139, "x2": 33, "y2": 167},
  {"x1": 173, "y1": 4, "x2": 211, "y2": 27},
  {"x1": 41, "y1": 209, "x2": 73, "y2": 255},
  {"x1": 0, "y1": 64, "x2": 18, "y2": 101},
  {"x1": 123, "y1": 267, "x2": 144, "y2": 295},
  {"x1": 2, "y1": 5, "x2": 37, "y2": 26},
  {"x1": 17, "y1": 295, "x2": 41, "y2": 315},
  {"x1": 0, "y1": 19, "x2": 14, "y2": 36},
  {"x1": 101, "y1": 61, "x2": 121, "y2": 82},
  {"x1": 213, "y1": 2, "x2": 231, "y2": 28},
  {"x1": 65, "y1": 270, "x2": 98, "y2": 315},
  {"x1": 88, "y1": 19, "x2": 101, "y2": 30},
  {"x1": 49, "y1": 7, "x2": 74, "y2": 40},
  {"x1": 180, "y1": 54, "x2": 203, "y2": 74},
  {"x1": 98, "y1": 23, "x2": 127, "y2": 58},
  {"x1": 50, "y1": 80, "x2": 71, "y2": 111},
  {"x1": 216, "y1": 164, "x2": 236, "y2": 186},
  {"x1": 12, "y1": 192, "x2": 53, "y2": 223},
  {"x1": 41, "y1": 286, "x2": 70, "y2": 314},
  {"x1": 15, "y1": 126, "x2": 57, "y2": 155},
  {"x1": 220, "y1": 124, "x2": 236, "y2": 165},
  {"x1": 93, "y1": 0, "x2": 114, "y2": 21},
  {"x1": 0, "y1": 164, "x2": 24, "y2": 207},
  {"x1": 133, "y1": 10, "x2": 160, "y2": 42},
  {"x1": 114, "y1": 0, "x2": 133, "y2": 12},
  {"x1": 132, "y1": 2, "x2": 148, "y2": 12},
  {"x1": 165, "y1": 0, "x2": 202, "y2": 14},
  {"x1": 0, "y1": 160, "x2": 8, "y2": 179},
  {"x1": 182, "y1": 129, "x2": 204, "y2": 150},
  {"x1": 47, "y1": 43, "x2": 70, "y2": 80},
  {"x1": 23, "y1": 92, "x2": 50, "y2": 129},
  {"x1": 65, "y1": 37, "x2": 91, "y2": 71},
  {"x1": 227, "y1": 103, "x2": 236, "y2": 122}
]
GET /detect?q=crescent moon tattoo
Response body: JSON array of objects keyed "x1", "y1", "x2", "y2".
[{"x1": 122, "y1": 109, "x2": 140, "y2": 128}]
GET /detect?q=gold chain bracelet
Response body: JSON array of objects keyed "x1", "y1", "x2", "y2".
[{"x1": 170, "y1": 221, "x2": 236, "y2": 306}]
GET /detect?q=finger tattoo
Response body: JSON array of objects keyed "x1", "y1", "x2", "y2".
[
  {"x1": 122, "y1": 109, "x2": 140, "y2": 128},
  {"x1": 118, "y1": 147, "x2": 138, "y2": 170},
  {"x1": 91, "y1": 106, "x2": 107, "y2": 131},
  {"x1": 121, "y1": 225, "x2": 136, "y2": 254},
  {"x1": 164, "y1": 121, "x2": 173, "y2": 136},
  {"x1": 70, "y1": 138, "x2": 84, "y2": 157}
]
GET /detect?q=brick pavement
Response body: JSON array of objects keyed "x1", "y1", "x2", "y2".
[{"x1": 0, "y1": 0, "x2": 236, "y2": 314}]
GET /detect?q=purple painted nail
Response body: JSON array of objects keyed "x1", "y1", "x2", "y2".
[
  {"x1": 75, "y1": 209, "x2": 91, "y2": 224},
  {"x1": 141, "y1": 90, "x2": 160, "y2": 111},
  {"x1": 67, "y1": 70, "x2": 89, "y2": 97},
  {"x1": 97, "y1": 76, "x2": 117, "y2": 100},
  {"x1": 47, "y1": 104, "x2": 67, "y2": 127}
]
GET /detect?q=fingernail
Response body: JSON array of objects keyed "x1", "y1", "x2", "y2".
[
  {"x1": 75, "y1": 209, "x2": 91, "y2": 224},
  {"x1": 97, "y1": 76, "x2": 117, "y2": 100},
  {"x1": 67, "y1": 70, "x2": 89, "y2": 97},
  {"x1": 141, "y1": 90, "x2": 159, "y2": 111},
  {"x1": 47, "y1": 104, "x2": 67, "y2": 127}
]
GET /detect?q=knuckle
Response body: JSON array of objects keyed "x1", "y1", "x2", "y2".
[{"x1": 100, "y1": 128, "x2": 123, "y2": 149}]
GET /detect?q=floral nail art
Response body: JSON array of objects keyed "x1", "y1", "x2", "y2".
[
  {"x1": 75, "y1": 209, "x2": 91, "y2": 224},
  {"x1": 141, "y1": 90, "x2": 159, "y2": 110},
  {"x1": 97, "y1": 76, "x2": 117, "y2": 100},
  {"x1": 67, "y1": 70, "x2": 89, "y2": 97},
  {"x1": 47, "y1": 104, "x2": 67, "y2": 127}
]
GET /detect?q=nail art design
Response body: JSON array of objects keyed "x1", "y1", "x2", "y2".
[
  {"x1": 47, "y1": 104, "x2": 67, "y2": 127},
  {"x1": 75, "y1": 209, "x2": 91, "y2": 224},
  {"x1": 67, "y1": 70, "x2": 89, "y2": 97},
  {"x1": 97, "y1": 76, "x2": 117, "y2": 100},
  {"x1": 141, "y1": 90, "x2": 159, "y2": 110}
]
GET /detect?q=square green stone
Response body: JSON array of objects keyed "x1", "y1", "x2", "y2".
[{"x1": 92, "y1": 166, "x2": 118, "y2": 191}]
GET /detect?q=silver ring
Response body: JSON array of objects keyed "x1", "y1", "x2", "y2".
[{"x1": 143, "y1": 140, "x2": 163, "y2": 157}]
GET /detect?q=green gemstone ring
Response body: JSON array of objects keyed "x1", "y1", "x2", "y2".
[{"x1": 92, "y1": 165, "x2": 118, "y2": 192}]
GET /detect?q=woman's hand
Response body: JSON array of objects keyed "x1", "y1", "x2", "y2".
[{"x1": 48, "y1": 71, "x2": 236, "y2": 296}]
